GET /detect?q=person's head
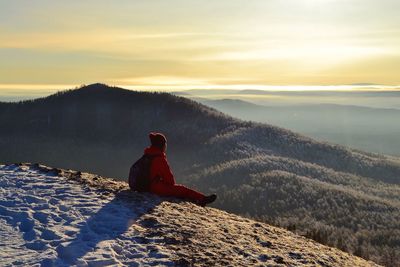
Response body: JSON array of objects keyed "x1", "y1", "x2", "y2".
[{"x1": 149, "y1": 132, "x2": 167, "y2": 152}]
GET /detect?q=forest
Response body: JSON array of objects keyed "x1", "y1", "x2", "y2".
[{"x1": 1, "y1": 84, "x2": 399, "y2": 266}]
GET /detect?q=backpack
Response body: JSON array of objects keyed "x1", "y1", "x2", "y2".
[{"x1": 128, "y1": 155, "x2": 157, "y2": 192}]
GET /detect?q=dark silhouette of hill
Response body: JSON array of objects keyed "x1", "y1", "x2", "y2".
[
  {"x1": 0, "y1": 83, "x2": 399, "y2": 266},
  {"x1": 0, "y1": 83, "x2": 236, "y2": 178}
]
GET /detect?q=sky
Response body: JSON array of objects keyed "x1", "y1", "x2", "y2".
[{"x1": 1, "y1": 0, "x2": 400, "y2": 94}]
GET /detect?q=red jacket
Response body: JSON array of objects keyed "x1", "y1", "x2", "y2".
[{"x1": 144, "y1": 146, "x2": 175, "y2": 185}]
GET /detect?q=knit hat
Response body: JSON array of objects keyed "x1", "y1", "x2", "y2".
[{"x1": 149, "y1": 132, "x2": 167, "y2": 148}]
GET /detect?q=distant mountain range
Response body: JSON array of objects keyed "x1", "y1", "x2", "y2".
[
  {"x1": 0, "y1": 83, "x2": 399, "y2": 266},
  {"x1": 193, "y1": 98, "x2": 400, "y2": 156},
  {"x1": 173, "y1": 88, "x2": 400, "y2": 97}
]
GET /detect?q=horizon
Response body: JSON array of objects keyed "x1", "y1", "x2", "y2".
[{"x1": 1, "y1": 83, "x2": 400, "y2": 103}]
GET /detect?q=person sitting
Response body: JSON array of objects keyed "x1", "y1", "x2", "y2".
[{"x1": 144, "y1": 132, "x2": 216, "y2": 206}]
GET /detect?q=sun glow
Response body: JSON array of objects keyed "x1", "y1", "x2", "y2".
[{"x1": 1, "y1": 1, "x2": 400, "y2": 89}]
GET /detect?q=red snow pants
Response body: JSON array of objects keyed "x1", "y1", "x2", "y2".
[{"x1": 149, "y1": 182, "x2": 205, "y2": 202}]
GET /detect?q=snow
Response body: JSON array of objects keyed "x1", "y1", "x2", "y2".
[
  {"x1": 0, "y1": 163, "x2": 380, "y2": 266},
  {"x1": 0, "y1": 164, "x2": 174, "y2": 266}
]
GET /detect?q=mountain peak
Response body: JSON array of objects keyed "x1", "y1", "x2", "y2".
[
  {"x1": 78, "y1": 83, "x2": 115, "y2": 91},
  {"x1": 0, "y1": 163, "x2": 380, "y2": 266}
]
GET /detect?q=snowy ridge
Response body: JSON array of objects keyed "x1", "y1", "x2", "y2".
[{"x1": 0, "y1": 163, "x2": 380, "y2": 266}]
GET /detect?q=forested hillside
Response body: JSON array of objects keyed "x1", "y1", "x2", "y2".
[{"x1": 1, "y1": 84, "x2": 399, "y2": 266}]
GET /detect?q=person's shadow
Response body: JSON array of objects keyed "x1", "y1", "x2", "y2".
[{"x1": 53, "y1": 189, "x2": 163, "y2": 265}]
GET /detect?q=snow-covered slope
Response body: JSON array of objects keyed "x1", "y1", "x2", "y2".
[{"x1": 0, "y1": 163, "x2": 379, "y2": 266}]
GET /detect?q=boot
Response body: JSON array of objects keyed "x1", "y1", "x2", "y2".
[{"x1": 198, "y1": 194, "x2": 217, "y2": 207}]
